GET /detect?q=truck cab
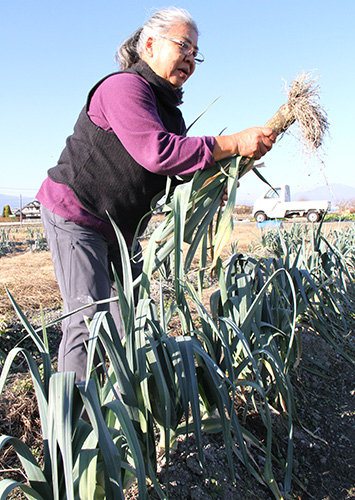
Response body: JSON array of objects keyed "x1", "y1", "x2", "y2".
[{"x1": 255, "y1": 186, "x2": 291, "y2": 219}]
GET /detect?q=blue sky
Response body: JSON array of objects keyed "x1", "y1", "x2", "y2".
[{"x1": 1, "y1": 0, "x2": 354, "y2": 203}]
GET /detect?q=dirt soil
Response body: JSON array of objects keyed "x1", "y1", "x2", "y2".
[{"x1": 0, "y1": 220, "x2": 354, "y2": 499}]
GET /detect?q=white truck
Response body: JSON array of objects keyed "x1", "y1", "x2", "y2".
[{"x1": 253, "y1": 185, "x2": 331, "y2": 223}]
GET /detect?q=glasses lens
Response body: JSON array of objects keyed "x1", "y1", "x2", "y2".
[
  {"x1": 181, "y1": 42, "x2": 193, "y2": 56},
  {"x1": 183, "y1": 44, "x2": 204, "y2": 64},
  {"x1": 194, "y1": 52, "x2": 204, "y2": 64}
]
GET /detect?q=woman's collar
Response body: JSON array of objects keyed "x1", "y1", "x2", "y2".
[{"x1": 129, "y1": 59, "x2": 184, "y2": 106}]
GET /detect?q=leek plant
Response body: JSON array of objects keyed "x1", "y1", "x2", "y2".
[
  {"x1": 249, "y1": 222, "x2": 355, "y2": 365},
  {"x1": 0, "y1": 289, "x2": 148, "y2": 500}
]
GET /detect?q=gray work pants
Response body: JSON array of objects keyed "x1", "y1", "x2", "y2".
[{"x1": 41, "y1": 205, "x2": 142, "y2": 382}]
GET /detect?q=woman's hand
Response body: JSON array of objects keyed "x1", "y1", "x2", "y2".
[
  {"x1": 213, "y1": 127, "x2": 276, "y2": 161},
  {"x1": 220, "y1": 182, "x2": 239, "y2": 207}
]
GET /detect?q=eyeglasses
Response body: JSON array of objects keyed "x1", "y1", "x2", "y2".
[{"x1": 156, "y1": 35, "x2": 204, "y2": 64}]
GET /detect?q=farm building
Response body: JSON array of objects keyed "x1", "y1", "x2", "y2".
[{"x1": 14, "y1": 200, "x2": 41, "y2": 219}]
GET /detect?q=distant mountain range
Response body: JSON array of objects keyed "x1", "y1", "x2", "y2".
[
  {"x1": 0, "y1": 194, "x2": 35, "y2": 212},
  {"x1": 293, "y1": 183, "x2": 355, "y2": 206}
]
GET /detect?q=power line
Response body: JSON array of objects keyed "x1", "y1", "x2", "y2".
[{"x1": 0, "y1": 186, "x2": 38, "y2": 192}]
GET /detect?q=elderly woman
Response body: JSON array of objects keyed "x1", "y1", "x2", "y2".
[{"x1": 37, "y1": 7, "x2": 275, "y2": 383}]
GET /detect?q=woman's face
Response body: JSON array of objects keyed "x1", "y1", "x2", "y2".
[{"x1": 143, "y1": 23, "x2": 199, "y2": 89}]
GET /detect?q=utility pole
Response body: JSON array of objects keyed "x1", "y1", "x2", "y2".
[{"x1": 20, "y1": 194, "x2": 23, "y2": 226}]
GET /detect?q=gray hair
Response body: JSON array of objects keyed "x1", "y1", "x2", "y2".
[{"x1": 116, "y1": 7, "x2": 198, "y2": 70}]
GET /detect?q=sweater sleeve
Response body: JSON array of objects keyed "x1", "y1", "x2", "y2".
[{"x1": 88, "y1": 72, "x2": 216, "y2": 176}]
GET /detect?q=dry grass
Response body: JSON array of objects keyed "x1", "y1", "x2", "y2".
[{"x1": 0, "y1": 252, "x2": 62, "y2": 320}]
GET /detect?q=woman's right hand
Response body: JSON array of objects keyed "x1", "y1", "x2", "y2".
[{"x1": 213, "y1": 127, "x2": 276, "y2": 161}]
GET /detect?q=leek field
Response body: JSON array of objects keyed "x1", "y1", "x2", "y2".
[{"x1": 0, "y1": 182, "x2": 355, "y2": 499}]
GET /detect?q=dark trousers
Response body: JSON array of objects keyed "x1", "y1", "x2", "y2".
[{"x1": 41, "y1": 205, "x2": 142, "y2": 382}]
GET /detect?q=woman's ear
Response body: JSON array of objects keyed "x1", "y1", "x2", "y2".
[{"x1": 144, "y1": 36, "x2": 155, "y2": 58}]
